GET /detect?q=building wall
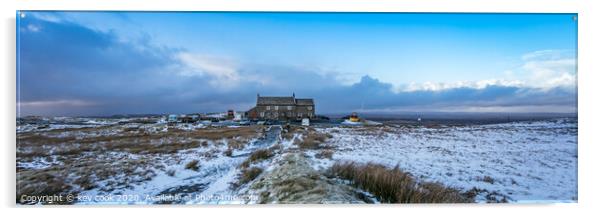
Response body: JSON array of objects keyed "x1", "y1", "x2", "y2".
[
  {"x1": 252, "y1": 104, "x2": 315, "y2": 120},
  {"x1": 295, "y1": 105, "x2": 315, "y2": 119}
]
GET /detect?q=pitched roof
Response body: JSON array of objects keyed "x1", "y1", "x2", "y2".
[
  {"x1": 295, "y1": 98, "x2": 314, "y2": 106},
  {"x1": 257, "y1": 96, "x2": 296, "y2": 105}
]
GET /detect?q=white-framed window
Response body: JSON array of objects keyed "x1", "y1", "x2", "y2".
[
  {"x1": 266, "y1": 106, "x2": 270, "y2": 110},
  {"x1": 260, "y1": 112, "x2": 265, "y2": 117},
  {"x1": 307, "y1": 106, "x2": 313, "y2": 111},
  {"x1": 287, "y1": 106, "x2": 292, "y2": 110},
  {"x1": 275, "y1": 106, "x2": 279, "y2": 111}
]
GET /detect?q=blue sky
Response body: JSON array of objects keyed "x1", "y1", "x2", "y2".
[{"x1": 17, "y1": 12, "x2": 577, "y2": 116}]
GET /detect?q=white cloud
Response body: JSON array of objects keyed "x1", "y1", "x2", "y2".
[
  {"x1": 521, "y1": 49, "x2": 572, "y2": 61},
  {"x1": 28, "y1": 12, "x2": 63, "y2": 23},
  {"x1": 399, "y1": 49, "x2": 576, "y2": 92},
  {"x1": 400, "y1": 79, "x2": 524, "y2": 92},
  {"x1": 26, "y1": 24, "x2": 40, "y2": 32},
  {"x1": 521, "y1": 57, "x2": 576, "y2": 90},
  {"x1": 18, "y1": 100, "x2": 97, "y2": 107},
  {"x1": 176, "y1": 52, "x2": 241, "y2": 88}
]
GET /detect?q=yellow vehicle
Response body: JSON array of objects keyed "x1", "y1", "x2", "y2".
[{"x1": 349, "y1": 112, "x2": 360, "y2": 122}]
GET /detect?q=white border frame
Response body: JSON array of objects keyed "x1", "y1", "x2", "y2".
[{"x1": 2, "y1": 0, "x2": 601, "y2": 215}]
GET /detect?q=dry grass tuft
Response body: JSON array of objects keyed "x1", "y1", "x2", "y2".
[
  {"x1": 227, "y1": 139, "x2": 247, "y2": 150},
  {"x1": 315, "y1": 149, "x2": 334, "y2": 159},
  {"x1": 188, "y1": 126, "x2": 263, "y2": 141},
  {"x1": 16, "y1": 125, "x2": 267, "y2": 204},
  {"x1": 200, "y1": 140, "x2": 209, "y2": 147},
  {"x1": 296, "y1": 131, "x2": 332, "y2": 149},
  {"x1": 238, "y1": 167, "x2": 263, "y2": 186},
  {"x1": 240, "y1": 149, "x2": 273, "y2": 168},
  {"x1": 185, "y1": 160, "x2": 200, "y2": 171},
  {"x1": 479, "y1": 176, "x2": 495, "y2": 184},
  {"x1": 328, "y1": 162, "x2": 473, "y2": 203},
  {"x1": 16, "y1": 171, "x2": 75, "y2": 204},
  {"x1": 17, "y1": 125, "x2": 262, "y2": 160},
  {"x1": 282, "y1": 125, "x2": 307, "y2": 140},
  {"x1": 73, "y1": 176, "x2": 96, "y2": 190},
  {"x1": 224, "y1": 148, "x2": 233, "y2": 157},
  {"x1": 248, "y1": 149, "x2": 273, "y2": 162}
]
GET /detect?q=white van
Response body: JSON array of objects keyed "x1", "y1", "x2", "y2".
[{"x1": 301, "y1": 118, "x2": 310, "y2": 126}]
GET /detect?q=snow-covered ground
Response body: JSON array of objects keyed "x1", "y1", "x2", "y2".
[
  {"x1": 17, "y1": 120, "x2": 282, "y2": 205},
  {"x1": 16, "y1": 117, "x2": 577, "y2": 204},
  {"x1": 72, "y1": 126, "x2": 283, "y2": 205},
  {"x1": 312, "y1": 118, "x2": 577, "y2": 203}
]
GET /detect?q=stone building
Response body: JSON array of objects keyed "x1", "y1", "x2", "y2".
[{"x1": 246, "y1": 93, "x2": 315, "y2": 121}]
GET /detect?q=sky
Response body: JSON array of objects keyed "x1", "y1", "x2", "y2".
[{"x1": 16, "y1": 11, "x2": 578, "y2": 116}]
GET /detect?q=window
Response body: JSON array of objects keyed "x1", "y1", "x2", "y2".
[
  {"x1": 307, "y1": 106, "x2": 313, "y2": 111},
  {"x1": 260, "y1": 112, "x2": 265, "y2": 117},
  {"x1": 266, "y1": 106, "x2": 270, "y2": 110},
  {"x1": 275, "y1": 106, "x2": 279, "y2": 111},
  {"x1": 287, "y1": 106, "x2": 292, "y2": 110}
]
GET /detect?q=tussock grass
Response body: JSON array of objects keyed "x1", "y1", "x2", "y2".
[
  {"x1": 185, "y1": 160, "x2": 200, "y2": 171},
  {"x1": 200, "y1": 140, "x2": 209, "y2": 147},
  {"x1": 17, "y1": 152, "x2": 157, "y2": 204},
  {"x1": 17, "y1": 125, "x2": 263, "y2": 159},
  {"x1": 240, "y1": 149, "x2": 273, "y2": 168},
  {"x1": 249, "y1": 149, "x2": 273, "y2": 162},
  {"x1": 227, "y1": 139, "x2": 246, "y2": 150},
  {"x1": 224, "y1": 148, "x2": 233, "y2": 157},
  {"x1": 328, "y1": 162, "x2": 473, "y2": 203},
  {"x1": 315, "y1": 149, "x2": 334, "y2": 159},
  {"x1": 15, "y1": 125, "x2": 264, "y2": 204},
  {"x1": 187, "y1": 126, "x2": 263, "y2": 141},
  {"x1": 464, "y1": 187, "x2": 509, "y2": 203},
  {"x1": 73, "y1": 176, "x2": 96, "y2": 190},
  {"x1": 238, "y1": 167, "x2": 263, "y2": 186},
  {"x1": 282, "y1": 125, "x2": 307, "y2": 140},
  {"x1": 17, "y1": 171, "x2": 74, "y2": 204},
  {"x1": 343, "y1": 126, "x2": 398, "y2": 138},
  {"x1": 479, "y1": 176, "x2": 495, "y2": 184},
  {"x1": 295, "y1": 131, "x2": 333, "y2": 149}
]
